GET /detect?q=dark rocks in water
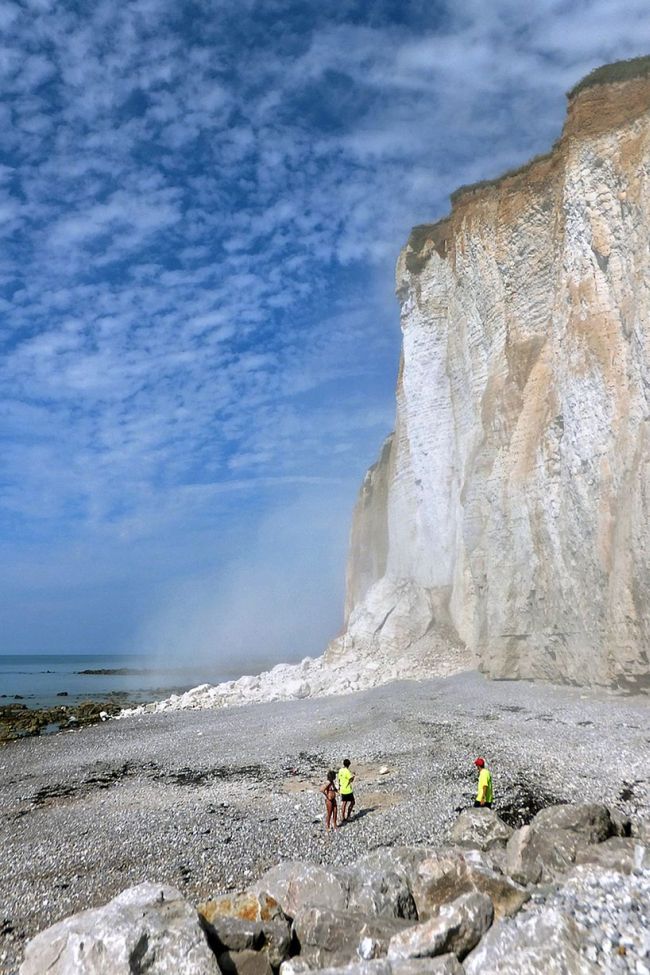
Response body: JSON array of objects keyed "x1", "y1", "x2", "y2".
[
  {"x1": 76, "y1": 667, "x2": 151, "y2": 676},
  {"x1": 56, "y1": 692, "x2": 69, "y2": 697},
  {"x1": 0, "y1": 699, "x2": 133, "y2": 744}
]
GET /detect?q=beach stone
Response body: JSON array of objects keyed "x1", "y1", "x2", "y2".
[
  {"x1": 218, "y1": 948, "x2": 274, "y2": 975},
  {"x1": 530, "y1": 803, "x2": 614, "y2": 844},
  {"x1": 292, "y1": 907, "x2": 413, "y2": 968},
  {"x1": 388, "y1": 892, "x2": 493, "y2": 961},
  {"x1": 449, "y1": 809, "x2": 513, "y2": 851},
  {"x1": 413, "y1": 850, "x2": 528, "y2": 921},
  {"x1": 463, "y1": 908, "x2": 585, "y2": 974},
  {"x1": 19, "y1": 882, "x2": 219, "y2": 975},
  {"x1": 253, "y1": 863, "x2": 347, "y2": 920},
  {"x1": 346, "y1": 866, "x2": 418, "y2": 920}
]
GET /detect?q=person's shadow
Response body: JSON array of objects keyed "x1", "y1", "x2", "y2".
[{"x1": 342, "y1": 806, "x2": 377, "y2": 823}]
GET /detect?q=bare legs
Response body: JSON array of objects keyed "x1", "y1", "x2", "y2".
[{"x1": 325, "y1": 799, "x2": 338, "y2": 831}]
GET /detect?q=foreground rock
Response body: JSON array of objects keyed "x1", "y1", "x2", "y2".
[
  {"x1": 387, "y1": 892, "x2": 493, "y2": 961},
  {"x1": 17, "y1": 798, "x2": 650, "y2": 975},
  {"x1": 19, "y1": 883, "x2": 219, "y2": 975},
  {"x1": 413, "y1": 850, "x2": 529, "y2": 920},
  {"x1": 464, "y1": 865, "x2": 650, "y2": 974}
]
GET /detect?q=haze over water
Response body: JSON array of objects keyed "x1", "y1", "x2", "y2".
[{"x1": 0, "y1": 654, "x2": 244, "y2": 710}]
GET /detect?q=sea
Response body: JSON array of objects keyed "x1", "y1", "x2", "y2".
[{"x1": 0, "y1": 653, "x2": 242, "y2": 711}]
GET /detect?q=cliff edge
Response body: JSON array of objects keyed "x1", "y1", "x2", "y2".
[{"x1": 329, "y1": 57, "x2": 650, "y2": 688}]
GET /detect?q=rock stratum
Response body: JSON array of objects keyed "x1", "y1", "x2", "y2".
[{"x1": 330, "y1": 59, "x2": 650, "y2": 688}]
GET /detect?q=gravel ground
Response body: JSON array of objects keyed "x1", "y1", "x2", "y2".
[{"x1": 1, "y1": 670, "x2": 648, "y2": 974}]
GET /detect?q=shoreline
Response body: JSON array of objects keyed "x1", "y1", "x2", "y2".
[{"x1": 1, "y1": 671, "x2": 648, "y2": 973}]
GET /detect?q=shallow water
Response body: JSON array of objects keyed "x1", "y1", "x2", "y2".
[{"x1": 0, "y1": 653, "x2": 241, "y2": 709}]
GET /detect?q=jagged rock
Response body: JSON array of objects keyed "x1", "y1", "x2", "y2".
[
  {"x1": 387, "y1": 892, "x2": 493, "y2": 961},
  {"x1": 200, "y1": 914, "x2": 291, "y2": 967},
  {"x1": 204, "y1": 916, "x2": 264, "y2": 951},
  {"x1": 463, "y1": 908, "x2": 586, "y2": 974},
  {"x1": 503, "y1": 804, "x2": 617, "y2": 884},
  {"x1": 252, "y1": 863, "x2": 348, "y2": 920},
  {"x1": 413, "y1": 850, "x2": 528, "y2": 921},
  {"x1": 504, "y1": 826, "x2": 542, "y2": 886},
  {"x1": 19, "y1": 882, "x2": 219, "y2": 975},
  {"x1": 574, "y1": 837, "x2": 649, "y2": 874},
  {"x1": 346, "y1": 867, "x2": 418, "y2": 920},
  {"x1": 199, "y1": 891, "x2": 285, "y2": 923},
  {"x1": 218, "y1": 948, "x2": 274, "y2": 975},
  {"x1": 292, "y1": 906, "x2": 413, "y2": 968},
  {"x1": 530, "y1": 804, "x2": 614, "y2": 843},
  {"x1": 607, "y1": 807, "x2": 631, "y2": 837},
  {"x1": 506, "y1": 824, "x2": 584, "y2": 883},
  {"x1": 199, "y1": 894, "x2": 291, "y2": 967},
  {"x1": 449, "y1": 809, "x2": 513, "y2": 851}
]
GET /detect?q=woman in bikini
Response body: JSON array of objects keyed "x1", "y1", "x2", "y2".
[{"x1": 320, "y1": 769, "x2": 338, "y2": 831}]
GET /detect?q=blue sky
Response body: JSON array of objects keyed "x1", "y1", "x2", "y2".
[{"x1": 2, "y1": 0, "x2": 650, "y2": 663}]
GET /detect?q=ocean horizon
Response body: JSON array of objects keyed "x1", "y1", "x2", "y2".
[{"x1": 0, "y1": 652, "x2": 248, "y2": 710}]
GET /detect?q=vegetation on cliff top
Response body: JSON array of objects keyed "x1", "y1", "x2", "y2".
[{"x1": 568, "y1": 54, "x2": 650, "y2": 98}]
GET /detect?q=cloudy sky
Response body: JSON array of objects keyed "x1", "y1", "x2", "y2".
[{"x1": 2, "y1": 0, "x2": 649, "y2": 665}]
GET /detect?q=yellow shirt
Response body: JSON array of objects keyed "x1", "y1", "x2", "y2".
[
  {"x1": 338, "y1": 767, "x2": 353, "y2": 795},
  {"x1": 476, "y1": 768, "x2": 493, "y2": 804}
]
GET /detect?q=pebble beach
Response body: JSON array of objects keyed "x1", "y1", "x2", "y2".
[{"x1": 1, "y1": 670, "x2": 648, "y2": 974}]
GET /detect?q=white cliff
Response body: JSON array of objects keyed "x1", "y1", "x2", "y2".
[{"x1": 331, "y1": 60, "x2": 650, "y2": 688}]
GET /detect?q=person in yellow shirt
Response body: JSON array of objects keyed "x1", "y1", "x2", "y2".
[
  {"x1": 338, "y1": 759, "x2": 355, "y2": 821},
  {"x1": 473, "y1": 757, "x2": 493, "y2": 809}
]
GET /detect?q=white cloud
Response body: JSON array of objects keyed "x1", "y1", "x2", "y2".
[{"x1": 2, "y1": 0, "x2": 650, "y2": 655}]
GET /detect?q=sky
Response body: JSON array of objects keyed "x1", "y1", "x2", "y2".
[{"x1": 2, "y1": 0, "x2": 650, "y2": 665}]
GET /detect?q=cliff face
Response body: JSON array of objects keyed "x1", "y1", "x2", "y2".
[{"x1": 331, "y1": 66, "x2": 650, "y2": 687}]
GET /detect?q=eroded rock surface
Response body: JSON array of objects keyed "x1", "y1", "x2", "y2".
[{"x1": 332, "y1": 67, "x2": 650, "y2": 688}]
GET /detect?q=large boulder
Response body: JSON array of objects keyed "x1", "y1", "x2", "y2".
[
  {"x1": 292, "y1": 907, "x2": 413, "y2": 968},
  {"x1": 463, "y1": 908, "x2": 586, "y2": 974},
  {"x1": 253, "y1": 863, "x2": 348, "y2": 920},
  {"x1": 199, "y1": 895, "x2": 291, "y2": 967},
  {"x1": 449, "y1": 810, "x2": 513, "y2": 851},
  {"x1": 504, "y1": 827, "x2": 542, "y2": 886},
  {"x1": 387, "y1": 892, "x2": 493, "y2": 962},
  {"x1": 574, "y1": 836, "x2": 648, "y2": 875},
  {"x1": 199, "y1": 914, "x2": 291, "y2": 968},
  {"x1": 530, "y1": 804, "x2": 614, "y2": 844},
  {"x1": 19, "y1": 883, "x2": 220, "y2": 975},
  {"x1": 413, "y1": 850, "x2": 528, "y2": 921},
  {"x1": 504, "y1": 804, "x2": 617, "y2": 884},
  {"x1": 346, "y1": 867, "x2": 418, "y2": 920}
]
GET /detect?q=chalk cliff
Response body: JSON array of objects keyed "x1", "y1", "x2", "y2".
[{"x1": 330, "y1": 59, "x2": 650, "y2": 687}]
